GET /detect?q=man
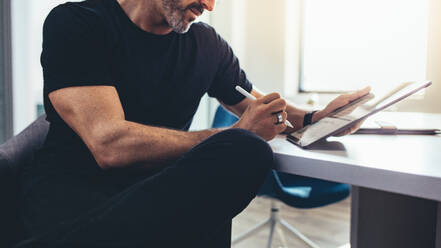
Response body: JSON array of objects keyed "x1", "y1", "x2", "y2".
[{"x1": 18, "y1": 0, "x2": 369, "y2": 247}]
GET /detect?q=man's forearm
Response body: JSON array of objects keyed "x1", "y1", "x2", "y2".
[
  {"x1": 285, "y1": 104, "x2": 307, "y2": 131},
  {"x1": 284, "y1": 104, "x2": 329, "y2": 133},
  {"x1": 91, "y1": 120, "x2": 221, "y2": 170}
]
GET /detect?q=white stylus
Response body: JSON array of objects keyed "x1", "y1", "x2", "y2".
[{"x1": 235, "y1": 86, "x2": 294, "y2": 128}]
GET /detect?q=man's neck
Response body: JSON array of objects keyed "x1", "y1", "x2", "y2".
[{"x1": 117, "y1": 0, "x2": 173, "y2": 35}]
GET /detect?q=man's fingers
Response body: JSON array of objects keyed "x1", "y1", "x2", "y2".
[
  {"x1": 334, "y1": 127, "x2": 352, "y2": 137},
  {"x1": 258, "y1": 92, "x2": 281, "y2": 104},
  {"x1": 355, "y1": 86, "x2": 371, "y2": 97},
  {"x1": 265, "y1": 98, "x2": 287, "y2": 113},
  {"x1": 275, "y1": 111, "x2": 288, "y2": 132},
  {"x1": 276, "y1": 122, "x2": 287, "y2": 133},
  {"x1": 334, "y1": 119, "x2": 364, "y2": 137},
  {"x1": 271, "y1": 110, "x2": 288, "y2": 124},
  {"x1": 350, "y1": 119, "x2": 364, "y2": 133},
  {"x1": 346, "y1": 86, "x2": 371, "y2": 101}
]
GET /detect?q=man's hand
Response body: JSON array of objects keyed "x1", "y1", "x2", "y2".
[
  {"x1": 313, "y1": 86, "x2": 371, "y2": 136},
  {"x1": 233, "y1": 93, "x2": 288, "y2": 141}
]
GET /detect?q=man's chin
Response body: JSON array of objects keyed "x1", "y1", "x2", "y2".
[{"x1": 172, "y1": 21, "x2": 194, "y2": 34}]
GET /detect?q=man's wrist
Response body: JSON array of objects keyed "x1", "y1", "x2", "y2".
[
  {"x1": 311, "y1": 110, "x2": 327, "y2": 123},
  {"x1": 303, "y1": 111, "x2": 317, "y2": 127}
]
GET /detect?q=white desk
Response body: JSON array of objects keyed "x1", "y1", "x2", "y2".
[{"x1": 269, "y1": 112, "x2": 441, "y2": 248}]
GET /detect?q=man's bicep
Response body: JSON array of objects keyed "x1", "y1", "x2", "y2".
[{"x1": 48, "y1": 85, "x2": 125, "y2": 143}]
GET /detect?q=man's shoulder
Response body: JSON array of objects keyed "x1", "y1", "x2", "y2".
[
  {"x1": 188, "y1": 22, "x2": 225, "y2": 48},
  {"x1": 45, "y1": 0, "x2": 111, "y2": 35},
  {"x1": 191, "y1": 22, "x2": 215, "y2": 32},
  {"x1": 188, "y1": 22, "x2": 234, "y2": 58},
  {"x1": 189, "y1": 22, "x2": 219, "y2": 39}
]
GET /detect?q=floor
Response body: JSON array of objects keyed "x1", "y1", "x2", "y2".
[{"x1": 231, "y1": 196, "x2": 351, "y2": 248}]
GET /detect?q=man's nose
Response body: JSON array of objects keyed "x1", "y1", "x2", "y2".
[{"x1": 200, "y1": 0, "x2": 215, "y2": 11}]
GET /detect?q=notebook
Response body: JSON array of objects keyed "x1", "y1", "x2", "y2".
[
  {"x1": 355, "y1": 120, "x2": 440, "y2": 135},
  {"x1": 287, "y1": 81, "x2": 432, "y2": 148}
]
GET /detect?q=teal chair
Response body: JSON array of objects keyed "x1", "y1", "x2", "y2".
[{"x1": 212, "y1": 105, "x2": 350, "y2": 248}]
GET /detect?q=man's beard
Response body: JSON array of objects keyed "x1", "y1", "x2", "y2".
[{"x1": 161, "y1": 0, "x2": 203, "y2": 33}]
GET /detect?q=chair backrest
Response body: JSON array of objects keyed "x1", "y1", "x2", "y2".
[
  {"x1": 0, "y1": 115, "x2": 49, "y2": 247},
  {"x1": 211, "y1": 105, "x2": 239, "y2": 128}
]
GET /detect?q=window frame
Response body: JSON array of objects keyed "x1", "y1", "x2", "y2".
[{"x1": 0, "y1": 0, "x2": 13, "y2": 142}]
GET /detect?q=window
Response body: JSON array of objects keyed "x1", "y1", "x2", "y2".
[{"x1": 299, "y1": 0, "x2": 429, "y2": 93}]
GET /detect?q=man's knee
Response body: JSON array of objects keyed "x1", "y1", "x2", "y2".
[
  {"x1": 211, "y1": 128, "x2": 273, "y2": 179},
  {"x1": 181, "y1": 129, "x2": 273, "y2": 217},
  {"x1": 210, "y1": 129, "x2": 273, "y2": 216}
]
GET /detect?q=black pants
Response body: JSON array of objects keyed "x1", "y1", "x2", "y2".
[{"x1": 18, "y1": 129, "x2": 273, "y2": 248}]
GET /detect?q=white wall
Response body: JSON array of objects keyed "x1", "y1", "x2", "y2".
[
  {"x1": 11, "y1": 0, "x2": 32, "y2": 135},
  {"x1": 12, "y1": 0, "x2": 81, "y2": 134},
  {"x1": 212, "y1": 0, "x2": 287, "y2": 94}
]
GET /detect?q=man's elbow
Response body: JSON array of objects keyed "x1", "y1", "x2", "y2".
[
  {"x1": 88, "y1": 124, "x2": 125, "y2": 170},
  {"x1": 94, "y1": 151, "x2": 117, "y2": 170},
  {"x1": 90, "y1": 143, "x2": 120, "y2": 170}
]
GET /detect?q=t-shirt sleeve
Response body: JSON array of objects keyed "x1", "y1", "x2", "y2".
[
  {"x1": 41, "y1": 5, "x2": 114, "y2": 94},
  {"x1": 207, "y1": 28, "x2": 253, "y2": 106}
]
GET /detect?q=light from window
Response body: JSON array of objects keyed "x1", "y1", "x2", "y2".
[{"x1": 300, "y1": 0, "x2": 429, "y2": 93}]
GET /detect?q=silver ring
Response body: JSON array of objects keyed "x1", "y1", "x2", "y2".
[{"x1": 276, "y1": 113, "x2": 283, "y2": 124}]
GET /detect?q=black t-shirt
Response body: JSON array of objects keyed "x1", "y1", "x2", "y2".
[
  {"x1": 39, "y1": 0, "x2": 252, "y2": 169},
  {"x1": 20, "y1": 0, "x2": 253, "y2": 234}
]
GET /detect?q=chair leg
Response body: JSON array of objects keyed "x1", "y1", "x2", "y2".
[
  {"x1": 266, "y1": 219, "x2": 276, "y2": 248},
  {"x1": 280, "y1": 219, "x2": 320, "y2": 248},
  {"x1": 232, "y1": 217, "x2": 272, "y2": 244},
  {"x1": 232, "y1": 199, "x2": 322, "y2": 248},
  {"x1": 276, "y1": 224, "x2": 288, "y2": 247}
]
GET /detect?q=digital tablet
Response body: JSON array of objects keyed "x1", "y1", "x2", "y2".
[{"x1": 287, "y1": 81, "x2": 432, "y2": 148}]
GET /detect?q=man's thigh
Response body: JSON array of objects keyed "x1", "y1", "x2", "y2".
[{"x1": 20, "y1": 129, "x2": 273, "y2": 248}]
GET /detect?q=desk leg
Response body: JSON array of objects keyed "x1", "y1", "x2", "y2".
[
  {"x1": 437, "y1": 202, "x2": 441, "y2": 248},
  {"x1": 350, "y1": 186, "x2": 441, "y2": 248}
]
